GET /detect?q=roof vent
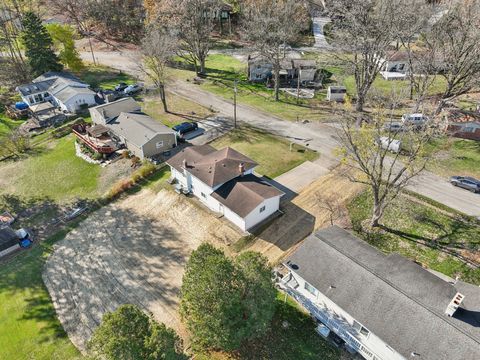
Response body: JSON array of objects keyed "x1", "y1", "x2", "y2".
[
  {"x1": 239, "y1": 162, "x2": 245, "y2": 175},
  {"x1": 445, "y1": 292, "x2": 465, "y2": 317}
]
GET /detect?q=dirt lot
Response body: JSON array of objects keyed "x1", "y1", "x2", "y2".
[
  {"x1": 43, "y1": 188, "x2": 242, "y2": 351},
  {"x1": 249, "y1": 168, "x2": 364, "y2": 263}
]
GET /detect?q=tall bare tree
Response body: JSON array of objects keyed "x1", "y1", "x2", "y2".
[
  {"x1": 155, "y1": 0, "x2": 221, "y2": 75},
  {"x1": 242, "y1": 0, "x2": 310, "y2": 101},
  {"x1": 140, "y1": 27, "x2": 176, "y2": 112},
  {"x1": 337, "y1": 101, "x2": 435, "y2": 227},
  {"x1": 425, "y1": 0, "x2": 480, "y2": 114},
  {"x1": 327, "y1": 0, "x2": 404, "y2": 112}
]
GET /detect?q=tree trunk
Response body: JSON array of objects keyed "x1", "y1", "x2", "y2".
[
  {"x1": 274, "y1": 68, "x2": 280, "y2": 102},
  {"x1": 199, "y1": 57, "x2": 206, "y2": 75},
  {"x1": 159, "y1": 84, "x2": 168, "y2": 113},
  {"x1": 370, "y1": 196, "x2": 383, "y2": 228},
  {"x1": 355, "y1": 95, "x2": 365, "y2": 112}
]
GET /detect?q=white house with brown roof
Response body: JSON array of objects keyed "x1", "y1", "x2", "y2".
[{"x1": 166, "y1": 145, "x2": 284, "y2": 231}]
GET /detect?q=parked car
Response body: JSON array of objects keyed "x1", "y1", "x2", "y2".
[
  {"x1": 401, "y1": 113, "x2": 428, "y2": 127},
  {"x1": 124, "y1": 84, "x2": 142, "y2": 95},
  {"x1": 384, "y1": 122, "x2": 404, "y2": 132},
  {"x1": 115, "y1": 82, "x2": 128, "y2": 92},
  {"x1": 450, "y1": 176, "x2": 480, "y2": 193},
  {"x1": 173, "y1": 122, "x2": 198, "y2": 136}
]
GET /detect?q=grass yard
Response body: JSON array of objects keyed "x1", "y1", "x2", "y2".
[
  {"x1": 198, "y1": 293, "x2": 341, "y2": 360},
  {"x1": 0, "y1": 109, "x2": 24, "y2": 138},
  {"x1": 76, "y1": 65, "x2": 136, "y2": 89},
  {"x1": 169, "y1": 54, "x2": 333, "y2": 122},
  {"x1": 141, "y1": 92, "x2": 215, "y2": 128},
  {"x1": 426, "y1": 137, "x2": 480, "y2": 178},
  {"x1": 348, "y1": 190, "x2": 480, "y2": 285},
  {"x1": 0, "y1": 233, "x2": 82, "y2": 360},
  {"x1": 210, "y1": 125, "x2": 319, "y2": 178},
  {"x1": 0, "y1": 135, "x2": 101, "y2": 204}
]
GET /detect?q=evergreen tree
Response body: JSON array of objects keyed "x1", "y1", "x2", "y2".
[
  {"x1": 180, "y1": 244, "x2": 276, "y2": 351},
  {"x1": 21, "y1": 12, "x2": 63, "y2": 77},
  {"x1": 87, "y1": 304, "x2": 185, "y2": 360}
]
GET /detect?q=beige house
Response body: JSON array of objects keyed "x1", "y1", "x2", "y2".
[{"x1": 89, "y1": 98, "x2": 177, "y2": 159}]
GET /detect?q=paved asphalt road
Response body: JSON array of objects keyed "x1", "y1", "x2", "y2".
[{"x1": 80, "y1": 50, "x2": 480, "y2": 217}]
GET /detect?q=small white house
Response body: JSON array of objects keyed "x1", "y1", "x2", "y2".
[
  {"x1": 277, "y1": 226, "x2": 480, "y2": 360},
  {"x1": 379, "y1": 51, "x2": 410, "y2": 80},
  {"x1": 327, "y1": 86, "x2": 347, "y2": 102},
  {"x1": 16, "y1": 72, "x2": 97, "y2": 114},
  {"x1": 167, "y1": 145, "x2": 284, "y2": 231}
]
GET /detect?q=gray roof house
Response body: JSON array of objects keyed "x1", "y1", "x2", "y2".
[
  {"x1": 16, "y1": 72, "x2": 97, "y2": 114},
  {"x1": 279, "y1": 226, "x2": 480, "y2": 360},
  {"x1": 89, "y1": 98, "x2": 176, "y2": 159}
]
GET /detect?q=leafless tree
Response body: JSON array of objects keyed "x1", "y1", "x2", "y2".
[
  {"x1": 392, "y1": 0, "x2": 435, "y2": 106},
  {"x1": 314, "y1": 193, "x2": 347, "y2": 226},
  {"x1": 0, "y1": 4, "x2": 29, "y2": 84},
  {"x1": 242, "y1": 0, "x2": 310, "y2": 101},
  {"x1": 139, "y1": 27, "x2": 176, "y2": 112},
  {"x1": 327, "y1": 0, "x2": 405, "y2": 112},
  {"x1": 424, "y1": 0, "x2": 480, "y2": 114},
  {"x1": 337, "y1": 99, "x2": 436, "y2": 227},
  {"x1": 155, "y1": 0, "x2": 221, "y2": 75}
]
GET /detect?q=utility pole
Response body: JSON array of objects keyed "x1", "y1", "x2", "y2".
[
  {"x1": 297, "y1": 68, "x2": 301, "y2": 104},
  {"x1": 233, "y1": 79, "x2": 238, "y2": 129}
]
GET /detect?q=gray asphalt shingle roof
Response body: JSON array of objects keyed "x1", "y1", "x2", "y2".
[
  {"x1": 285, "y1": 226, "x2": 480, "y2": 360},
  {"x1": 107, "y1": 112, "x2": 175, "y2": 148}
]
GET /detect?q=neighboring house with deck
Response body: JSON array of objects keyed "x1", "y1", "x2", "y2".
[
  {"x1": 89, "y1": 98, "x2": 177, "y2": 159},
  {"x1": 16, "y1": 72, "x2": 97, "y2": 113},
  {"x1": 278, "y1": 226, "x2": 480, "y2": 360},
  {"x1": 167, "y1": 145, "x2": 284, "y2": 231}
]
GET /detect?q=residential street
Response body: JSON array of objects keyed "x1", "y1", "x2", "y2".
[{"x1": 80, "y1": 50, "x2": 480, "y2": 218}]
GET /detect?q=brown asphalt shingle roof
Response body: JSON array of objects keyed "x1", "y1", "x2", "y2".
[
  {"x1": 167, "y1": 145, "x2": 258, "y2": 188},
  {"x1": 212, "y1": 174, "x2": 284, "y2": 217}
]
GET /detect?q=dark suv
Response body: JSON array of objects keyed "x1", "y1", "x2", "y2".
[
  {"x1": 450, "y1": 176, "x2": 480, "y2": 193},
  {"x1": 173, "y1": 122, "x2": 198, "y2": 136}
]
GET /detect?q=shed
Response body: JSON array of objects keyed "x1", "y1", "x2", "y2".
[
  {"x1": 0, "y1": 227, "x2": 19, "y2": 252},
  {"x1": 327, "y1": 86, "x2": 347, "y2": 102}
]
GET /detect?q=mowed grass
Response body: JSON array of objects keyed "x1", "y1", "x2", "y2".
[
  {"x1": 426, "y1": 137, "x2": 480, "y2": 178},
  {"x1": 141, "y1": 92, "x2": 215, "y2": 128},
  {"x1": 210, "y1": 125, "x2": 319, "y2": 178},
  {"x1": 198, "y1": 293, "x2": 340, "y2": 360},
  {"x1": 0, "y1": 235, "x2": 81, "y2": 360},
  {"x1": 0, "y1": 109, "x2": 24, "y2": 138},
  {"x1": 169, "y1": 54, "x2": 333, "y2": 122},
  {"x1": 0, "y1": 135, "x2": 101, "y2": 203},
  {"x1": 348, "y1": 190, "x2": 480, "y2": 285}
]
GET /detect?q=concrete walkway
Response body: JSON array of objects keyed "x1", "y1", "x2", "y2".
[
  {"x1": 275, "y1": 161, "x2": 330, "y2": 193},
  {"x1": 312, "y1": 17, "x2": 332, "y2": 49}
]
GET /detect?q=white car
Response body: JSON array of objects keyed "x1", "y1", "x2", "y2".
[
  {"x1": 124, "y1": 84, "x2": 142, "y2": 95},
  {"x1": 401, "y1": 113, "x2": 428, "y2": 126}
]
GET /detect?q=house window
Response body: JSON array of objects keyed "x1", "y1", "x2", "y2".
[
  {"x1": 464, "y1": 126, "x2": 475, "y2": 133},
  {"x1": 259, "y1": 205, "x2": 266, "y2": 213},
  {"x1": 156, "y1": 141, "x2": 164, "y2": 149},
  {"x1": 304, "y1": 282, "x2": 318, "y2": 296}
]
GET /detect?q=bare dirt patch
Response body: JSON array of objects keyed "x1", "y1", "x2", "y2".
[
  {"x1": 43, "y1": 188, "x2": 242, "y2": 352},
  {"x1": 248, "y1": 168, "x2": 364, "y2": 263}
]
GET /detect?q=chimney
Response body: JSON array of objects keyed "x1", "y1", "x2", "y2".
[
  {"x1": 445, "y1": 292, "x2": 465, "y2": 317},
  {"x1": 182, "y1": 159, "x2": 188, "y2": 169},
  {"x1": 239, "y1": 162, "x2": 245, "y2": 175}
]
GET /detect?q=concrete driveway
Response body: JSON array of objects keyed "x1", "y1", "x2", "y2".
[{"x1": 43, "y1": 188, "x2": 242, "y2": 351}]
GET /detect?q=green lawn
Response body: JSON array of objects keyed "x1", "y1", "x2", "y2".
[
  {"x1": 198, "y1": 293, "x2": 340, "y2": 360},
  {"x1": 76, "y1": 65, "x2": 136, "y2": 89},
  {"x1": 0, "y1": 109, "x2": 24, "y2": 138},
  {"x1": 169, "y1": 54, "x2": 333, "y2": 122},
  {"x1": 0, "y1": 234, "x2": 82, "y2": 360},
  {"x1": 348, "y1": 190, "x2": 480, "y2": 285},
  {"x1": 141, "y1": 93, "x2": 215, "y2": 128},
  {"x1": 210, "y1": 125, "x2": 319, "y2": 178},
  {"x1": 0, "y1": 135, "x2": 101, "y2": 204},
  {"x1": 426, "y1": 137, "x2": 480, "y2": 178}
]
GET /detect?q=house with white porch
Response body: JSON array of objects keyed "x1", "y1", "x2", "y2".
[
  {"x1": 16, "y1": 72, "x2": 97, "y2": 114},
  {"x1": 166, "y1": 145, "x2": 284, "y2": 231},
  {"x1": 378, "y1": 51, "x2": 410, "y2": 80},
  {"x1": 278, "y1": 226, "x2": 480, "y2": 360}
]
